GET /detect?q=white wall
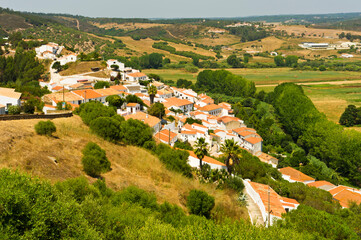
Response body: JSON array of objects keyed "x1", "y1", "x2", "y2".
[{"x1": 0, "y1": 96, "x2": 21, "y2": 110}]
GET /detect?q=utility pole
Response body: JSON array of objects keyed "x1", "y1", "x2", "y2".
[
  {"x1": 62, "y1": 85, "x2": 65, "y2": 110},
  {"x1": 168, "y1": 128, "x2": 171, "y2": 145},
  {"x1": 268, "y1": 185, "x2": 271, "y2": 227}
]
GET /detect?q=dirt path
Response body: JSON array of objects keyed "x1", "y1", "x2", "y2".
[
  {"x1": 257, "y1": 79, "x2": 361, "y2": 88},
  {"x1": 244, "y1": 190, "x2": 265, "y2": 226}
]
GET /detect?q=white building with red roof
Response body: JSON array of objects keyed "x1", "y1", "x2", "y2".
[
  {"x1": 154, "y1": 129, "x2": 178, "y2": 146},
  {"x1": 187, "y1": 151, "x2": 227, "y2": 170},
  {"x1": 126, "y1": 72, "x2": 148, "y2": 82},
  {"x1": 163, "y1": 97, "x2": 194, "y2": 113},
  {"x1": 106, "y1": 59, "x2": 125, "y2": 71},
  {"x1": 243, "y1": 180, "x2": 299, "y2": 226},
  {"x1": 279, "y1": 167, "x2": 315, "y2": 184}
]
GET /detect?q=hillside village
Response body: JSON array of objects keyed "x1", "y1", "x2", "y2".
[
  {"x1": 1, "y1": 41, "x2": 361, "y2": 226},
  {"x1": 3, "y1": 7, "x2": 361, "y2": 237}
]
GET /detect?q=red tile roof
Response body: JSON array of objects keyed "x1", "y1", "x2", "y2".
[
  {"x1": 72, "y1": 89, "x2": 102, "y2": 99},
  {"x1": 124, "y1": 112, "x2": 161, "y2": 128},
  {"x1": 198, "y1": 104, "x2": 222, "y2": 112},
  {"x1": 127, "y1": 72, "x2": 147, "y2": 78},
  {"x1": 279, "y1": 167, "x2": 315, "y2": 182},
  {"x1": 154, "y1": 129, "x2": 177, "y2": 143},
  {"x1": 245, "y1": 137, "x2": 263, "y2": 145},
  {"x1": 163, "y1": 97, "x2": 193, "y2": 108},
  {"x1": 307, "y1": 181, "x2": 335, "y2": 188},
  {"x1": 188, "y1": 151, "x2": 226, "y2": 166}
]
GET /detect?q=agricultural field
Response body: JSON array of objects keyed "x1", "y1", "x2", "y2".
[
  {"x1": 303, "y1": 84, "x2": 361, "y2": 123},
  {"x1": 60, "y1": 61, "x2": 104, "y2": 76},
  {"x1": 144, "y1": 68, "x2": 361, "y2": 86}
]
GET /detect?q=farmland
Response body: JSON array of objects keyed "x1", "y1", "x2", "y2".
[{"x1": 144, "y1": 68, "x2": 361, "y2": 85}]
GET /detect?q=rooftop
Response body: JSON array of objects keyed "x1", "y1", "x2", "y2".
[
  {"x1": 127, "y1": 72, "x2": 147, "y2": 78},
  {"x1": 188, "y1": 151, "x2": 226, "y2": 167},
  {"x1": 279, "y1": 167, "x2": 315, "y2": 183},
  {"x1": 163, "y1": 97, "x2": 193, "y2": 108},
  {"x1": 244, "y1": 136, "x2": 263, "y2": 145},
  {"x1": 198, "y1": 104, "x2": 222, "y2": 112},
  {"x1": 154, "y1": 129, "x2": 177, "y2": 143},
  {"x1": 72, "y1": 89, "x2": 103, "y2": 99},
  {"x1": 0, "y1": 87, "x2": 22, "y2": 99},
  {"x1": 124, "y1": 112, "x2": 161, "y2": 128},
  {"x1": 110, "y1": 85, "x2": 128, "y2": 91}
]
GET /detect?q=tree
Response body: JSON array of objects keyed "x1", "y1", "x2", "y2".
[
  {"x1": 339, "y1": 32, "x2": 346, "y2": 39},
  {"x1": 147, "y1": 102, "x2": 165, "y2": 118},
  {"x1": 35, "y1": 120, "x2": 56, "y2": 136},
  {"x1": 78, "y1": 101, "x2": 116, "y2": 125},
  {"x1": 319, "y1": 65, "x2": 327, "y2": 71},
  {"x1": 110, "y1": 64, "x2": 119, "y2": 71},
  {"x1": 220, "y1": 139, "x2": 241, "y2": 174},
  {"x1": 274, "y1": 55, "x2": 285, "y2": 67},
  {"x1": 148, "y1": 85, "x2": 157, "y2": 105},
  {"x1": 148, "y1": 53, "x2": 163, "y2": 69},
  {"x1": 194, "y1": 138, "x2": 208, "y2": 169},
  {"x1": 227, "y1": 54, "x2": 242, "y2": 68},
  {"x1": 82, "y1": 142, "x2": 111, "y2": 177},
  {"x1": 52, "y1": 61, "x2": 62, "y2": 72},
  {"x1": 285, "y1": 55, "x2": 298, "y2": 67},
  {"x1": 121, "y1": 119, "x2": 153, "y2": 146},
  {"x1": 94, "y1": 81, "x2": 110, "y2": 89},
  {"x1": 176, "y1": 79, "x2": 193, "y2": 88},
  {"x1": 106, "y1": 95, "x2": 124, "y2": 109},
  {"x1": 90, "y1": 116, "x2": 124, "y2": 142},
  {"x1": 339, "y1": 105, "x2": 358, "y2": 127},
  {"x1": 186, "y1": 189, "x2": 215, "y2": 218}
]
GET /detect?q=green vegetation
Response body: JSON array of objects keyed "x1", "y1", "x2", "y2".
[
  {"x1": 339, "y1": 105, "x2": 361, "y2": 127},
  {"x1": 187, "y1": 189, "x2": 215, "y2": 219},
  {"x1": 34, "y1": 120, "x2": 56, "y2": 136},
  {"x1": 82, "y1": 142, "x2": 111, "y2": 177},
  {"x1": 94, "y1": 81, "x2": 110, "y2": 89},
  {"x1": 7, "y1": 105, "x2": 21, "y2": 115},
  {"x1": 272, "y1": 83, "x2": 361, "y2": 185},
  {"x1": 196, "y1": 70, "x2": 256, "y2": 97},
  {"x1": 147, "y1": 102, "x2": 166, "y2": 118},
  {"x1": 152, "y1": 42, "x2": 214, "y2": 61},
  {"x1": 56, "y1": 101, "x2": 72, "y2": 110}
]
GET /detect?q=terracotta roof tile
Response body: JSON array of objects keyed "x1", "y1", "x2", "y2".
[
  {"x1": 124, "y1": 112, "x2": 161, "y2": 128},
  {"x1": 307, "y1": 181, "x2": 335, "y2": 188},
  {"x1": 127, "y1": 72, "x2": 147, "y2": 78},
  {"x1": 72, "y1": 89, "x2": 102, "y2": 99},
  {"x1": 279, "y1": 167, "x2": 315, "y2": 182},
  {"x1": 188, "y1": 151, "x2": 226, "y2": 166},
  {"x1": 198, "y1": 104, "x2": 222, "y2": 112}
]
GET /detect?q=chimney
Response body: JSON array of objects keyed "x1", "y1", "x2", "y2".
[{"x1": 146, "y1": 114, "x2": 149, "y2": 118}]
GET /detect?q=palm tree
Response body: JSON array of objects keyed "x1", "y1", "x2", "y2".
[
  {"x1": 194, "y1": 138, "x2": 208, "y2": 170},
  {"x1": 148, "y1": 85, "x2": 157, "y2": 105},
  {"x1": 220, "y1": 139, "x2": 240, "y2": 175}
]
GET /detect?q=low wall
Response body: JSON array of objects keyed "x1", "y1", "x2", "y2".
[{"x1": 0, "y1": 112, "x2": 73, "y2": 121}]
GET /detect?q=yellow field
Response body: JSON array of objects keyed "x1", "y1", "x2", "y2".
[
  {"x1": 230, "y1": 36, "x2": 285, "y2": 53},
  {"x1": 90, "y1": 22, "x2": 170, "y2": 31},
  {"x1": 190, "y1": 34, "x2": 240, "y2": 46},
  {"x1": 0, "y1": 116, "x2": 247, "y2": 220},
  {"x1": 274, "y1": 25, "x2": 361, "y2": 39},
  {"x1": 116, "y1": 37, "x2": 190, "y2": 62}
]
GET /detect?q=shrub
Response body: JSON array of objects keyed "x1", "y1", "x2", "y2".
[
  {"x1": 224, "y1": 176, "x2": 245, "y2": 192},
  {"x1": 8, "y1": 105, "x2": 21, "y2": 115},
  {"x1": 319, "y1": 65, "x2": 327, "y2": 71},
  {"x1": 185, "y1": 64, "x2": 199, "y2": 73},
  {"x1": 34, "y1": 120, "x2": 56, "y2": 136},
  {"x1": 90, "y1": 116, "x2": 124, "y2": 142},
  {"x1": 112, "y1": 186, "x2": 158, "y2": 210},
  {"x1": 56, "y1": 101, "x2": 72, "y2": 110},
  {"x1": 94, "y1": 81, "x2": 110, "y2": 89},
  {"x1": 187, "y1": 189, "x2": 215, "y2": 218},
  {"x1": 78, "y1": 101, "x2": 115, "y2": 125},
  {"x1": 121, "y1": 119, "x2": 153, "y2": 146},
  {"x1": 82, "y1": 142, "x2": 111, "y2": 177},
  {"x1": 23, "y1": 101, "x2": 35, "y2": 114}
]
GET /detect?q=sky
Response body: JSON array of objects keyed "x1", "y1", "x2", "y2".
[{"x1": 1, "y1": 0, "x2": 361, "y2": 18}]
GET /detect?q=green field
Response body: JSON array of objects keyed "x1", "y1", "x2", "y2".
[{"x1": 143, "y1": 68, "x2": 361, "y2": 86}]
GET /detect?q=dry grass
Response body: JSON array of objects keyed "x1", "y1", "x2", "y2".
[
  {"x1": 190, "y1": 34, "x2": 240, "y2": 46},
  {"x1": 274, "y1": 25, "x2": 361, "y2": 39},
  {"x1": 84, "y1": 70, "x2": 109, "y2": 78},
  {"x1": 310, "y1": 98, "x2": 348, "y2": 123},
  {"x1": 116, "y1": 37, "x2": 190, "y2": 62},
  {"x1": 0, "y1": 116, "x2": 248, "y2": 220},
  {"x1": 60, "y1": 61, "x2": 104, "y2": 76},
  {"x1": 231, "y1": 36, "x2": 285, "y2": 53},
  {"x1": 91, "y1": 22, "x2": 170, "y2": 31}
]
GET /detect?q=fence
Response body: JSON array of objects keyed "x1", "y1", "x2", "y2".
[{"x1": 0, "y1": 112, "x2": 73, "y2": 121}]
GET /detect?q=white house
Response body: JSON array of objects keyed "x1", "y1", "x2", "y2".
[
  {"x1": 163, "y1": 97, "x2": 194, "y2": 113},
  {"x1": 187, "y1": 151, "x2": 227, "y2": 170},
  {"x1": 35, "y1": 43, "x2": 62, "y2": 59},
  {"x1": 126, "y1": 72, "x2": 148, "y2": 82},
  {"x1": 58, "y1": 54, "x2": 77, "y2": 66},
  {"x1": 198, "y1": 104, "x2": 223, "y2": 117},
  {"x1": 0, "y1": 104, "x2": 6, "y2": 114},
  {"x1": 126, "y1": 103, "x2": 141, "y2": 114},
  {"x1": 107, "y1": 59, "x2": 125, "y2": 71},
  {"x1": 0, "y1": 87, "x2": 22, "y2": 111}
]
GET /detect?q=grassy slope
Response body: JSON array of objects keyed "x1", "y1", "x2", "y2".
[{"x1": 0, "y1": 116, "x2": 247, "y2": 220}]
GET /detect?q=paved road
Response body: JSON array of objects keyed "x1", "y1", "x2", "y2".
[{"x1": 244, "y1": 190, "x2": 265, "y2": 226}]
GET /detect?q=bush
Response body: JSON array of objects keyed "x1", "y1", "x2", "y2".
[
  {"x1": 121, "y1": 119, "x2": 153, "y2": 147},
  {"x1": 187, "y1": 189, "x2": 215, "y2": 218},
  {"x1": 94, "y1": 81, "x2": 110, "y2": 89},
  {"x1": 185, "y1": 65, "x2": 199, "y2": 73},
  {"x1": 112, "y1": 186, "x2": 158, "y2": 210},
  {"x1": 78, "y1": 101, "x2": 116, "y2": 125},
  {"x1": 319, "y1": 65, "x2": 327, "y2": 71},
  {"x1": 8, "y1": 105, "x2": 21, "y2": 115},
  {"x1": 82, "y1": 142, "x2": 111, "y2": 177},
  {"x1": 224, "y1": 176, "x2": 245, "y2": 192},
  {"x1": 56, "y1": 101, "x2": 72, "y2": 110},
  {"x1": 34, "y1": 120, "x2": 56, "y2": 136},
  {"x1": 89, "y1": 116, "x2": 124, "y2": 142},
  {"x1": 23, "y1": 101, "x2": 35, "y2": 114}
]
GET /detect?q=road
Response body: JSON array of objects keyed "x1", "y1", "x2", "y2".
[{"x1": 244, "y1": 190, "x2": 265, "y2": 226}]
